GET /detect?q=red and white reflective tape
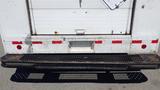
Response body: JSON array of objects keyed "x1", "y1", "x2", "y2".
[
  {"x1": 95, "y1": 40, "x2": 103, "y2": 44},
  {"x1": 52, "y1": 40, "x2": 63, "y2": 44},
  {"x1": 12, "y1": 41, "x2": 23, "y2": 45},
  {"x1": 11, "y1": 39, "x2": 159, "y2": 45},
  {"x1": 151, "y1": 40, "x2": 159, "y2": 44},
  {"x1": 132, "y1": 40, "x2": 142, "y2": 44},
  {"x1": 112, "y1": 40, "x2": 122, "y2": 44},
  {"x1": 32, "y1": 41, "x2": 43, "y2": 44}
]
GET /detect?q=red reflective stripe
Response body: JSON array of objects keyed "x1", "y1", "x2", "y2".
[
  {"x1": 32, "y1": 41, "x2": 43, "y2": 44},
  {"x1": 112, "y1": 40, "x2": 122, "y2": 44},
  {"x1": 52, "y1": 40, "x2": 63, "y2": 44},
  {"x1": 12, "y1": 41, "x2": 23, "y2": 44},
  {"x1": 132, "y1": 40, "x2": 142, "y2": 44},
  {"x1": 95, "y1": 40, "x2": 103, "y2": 44},
  {"x1": 151, "y1": 40, "x2": 159, "y2": 44}
]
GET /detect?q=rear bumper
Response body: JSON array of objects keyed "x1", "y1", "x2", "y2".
[{"x1": 1, "y1": 54, "x2": 160, "y2": 70}]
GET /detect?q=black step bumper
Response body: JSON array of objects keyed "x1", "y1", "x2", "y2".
[{"x1": 1, "y1": 54, "x2": 160, "y2": 70}]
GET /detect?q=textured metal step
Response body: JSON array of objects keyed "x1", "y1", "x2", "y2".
[{"x1": 10, "y1": 68, "x2": 148, "y2": 83}]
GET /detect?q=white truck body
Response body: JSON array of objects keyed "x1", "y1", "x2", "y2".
[{"x1": 0, "y1": 0, "x2": 160, "y2": 54}]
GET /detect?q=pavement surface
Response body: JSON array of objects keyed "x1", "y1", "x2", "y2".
[{"x1": 0, "y1": 37, "x2": 160, "y2": 90}]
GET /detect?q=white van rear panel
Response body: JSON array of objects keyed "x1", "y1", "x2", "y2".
[{"x1": 0, "y1": 0, "x2": 160, "y2": 54}]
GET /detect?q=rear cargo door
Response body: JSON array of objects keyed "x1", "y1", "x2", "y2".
[{"x1": 28, "y1": 0, "x2": 133, "y2": 35}]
